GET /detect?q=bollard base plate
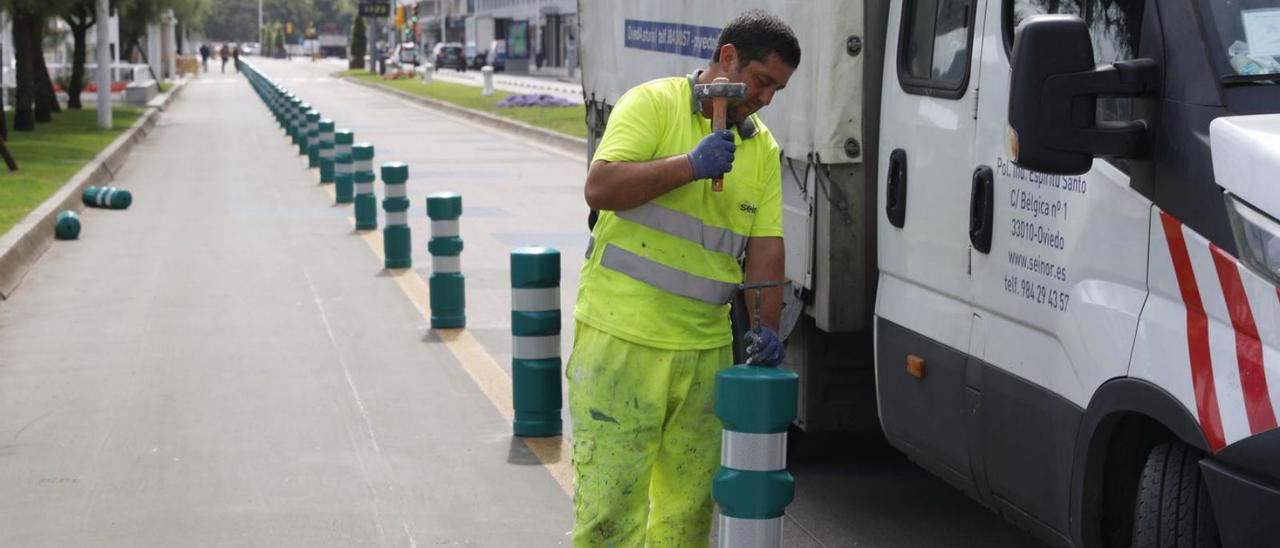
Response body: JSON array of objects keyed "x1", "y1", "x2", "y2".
[
  {"x1": 431, "y1": 315, "x2": 466, "y2": 329},
  {"x1": 513, "y1": 419, "x2": 562, "y2": 438}
]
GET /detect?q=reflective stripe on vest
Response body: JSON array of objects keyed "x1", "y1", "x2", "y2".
[
  {"x1": 615, "y1": 202, "x2": 748, "y2": 259},
  {"x1": 599, "y1": 243, "x2": 737, "y2": 305}
]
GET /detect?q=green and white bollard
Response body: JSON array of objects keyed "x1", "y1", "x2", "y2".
[
  {"x1": 510, "y1": 246, "x2": 561, "y2": 437},
  {"x1": 380, "y1": 162, "x2": 412, "y2": 269},
  {"x1": 427, "y1": 193, "x2": 465, "y2": 329},
  {"x1": 334, "y1": 130, "x2": 355, "y2": 203},
  {"x1": 304, "y1": 109, "x2": 319, "y2": 160},
  {"x1": 353, "y1": 144, "x2": 378, "y2": 230},
  {"x1": 82, "y1": 186, "x2": 132, "y2": 209},
  {"x1": 289, "y1": 99, "x2": 305, "y2": 146},
  {"x1": 310, "y1": 117, "x2": 330, "y2": 170},
  {"x1": 283, "y1": 94, "x2": 297, "y2": 131},
  {"x1": 713, "y1": 362, "x2": 798, "y2": 548},
  {"x1": 55, "y1": 210, "x2": 81, "y2": 240},
  {"x1": 318, "y1": 119, "x2": 336, "y2": 183}
]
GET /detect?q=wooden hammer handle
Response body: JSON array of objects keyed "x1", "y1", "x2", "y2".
[{"x1": 711, "y1": 98, "x2": 726, "y2": 192}]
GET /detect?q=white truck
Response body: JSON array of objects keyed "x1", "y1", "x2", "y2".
[{"x1": 578, "y1": 1, "x2": 1280, "y2": 547}]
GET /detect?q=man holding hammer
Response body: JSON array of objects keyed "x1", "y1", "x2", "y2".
[{"x1": 569, "y1": 9, "x2": 800, "y2": 547}]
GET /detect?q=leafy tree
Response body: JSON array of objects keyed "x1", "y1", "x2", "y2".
[
  {"x1": 204, "y1": 0, "x2": 311, "y2": 42},
  {"x1": 6, "y1": 0, "x2": 71, "y2": 130},
  {"x1": 32, "y1": 15, "x2": 63, "y2": 120},
  {"x1": 62, "y1": 0, "x2": 97, "y2": 109},
  {"x1": 10, "y1": 10, "x2": 36, "y2": 130},
  {"x1": 274, "y1": 22, "x2": 286, "y2": 57},
  {"x1": 349, "y1": 14, "x2": 365, "y2": 69}
]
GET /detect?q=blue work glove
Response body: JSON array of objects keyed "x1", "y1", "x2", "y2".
[
  {"x1": 686, "y1": 130, "x2": 736, "y2": 181},
  {"x1": 745, "y1": 326, "x2": 784, "y2": 366}
]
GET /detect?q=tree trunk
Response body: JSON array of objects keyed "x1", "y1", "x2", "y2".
[
  {"x1": 68, "y1": 24, "x2": 89, "y2": 109},
  {"x1": 12, "y1": 13, "x2": 35, "y2": 131},
  {"x1": 32, "y1": 22, "x2": 61, "y2": 120}
]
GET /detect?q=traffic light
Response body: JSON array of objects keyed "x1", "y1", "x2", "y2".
[
  {"x1": 285, "y1": 21, "x2": 293, "y2": 35},
  {"x1": 395, "y1": 6, "x2": 404, "y2": 29},
  {"x1": 408, "y1": 5, "x2": 417, "y2": 39}
]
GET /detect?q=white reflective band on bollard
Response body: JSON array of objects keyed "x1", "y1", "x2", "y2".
[
  {"x1": 514, "y1": 335, "x2": 560, "y2": 360},
  {"x1": 321, "y1": 148, "x2": 335, "y2": 158},
  {"x1": 356, "y1": 182, "x2": 374, "y2": 194},
  {"x1": 718, "y1": 515, "x2": 782, "y2": 548},
  {"x1": 384, "y1": 185, "x2": 407, "y2": 199},
  {"x1": 512, "y1": 287, "x2": 560, "y2": 312},
  {"x1": 430, "y1": 220, "x2": 459, "y2": 237},
  {"x1": 335, "y1": 163, "x2": 353, "y2": 174},
  {"x1": 355, "y1": 160, "x2": 373, "y2": 172},
  {"x1": 721, "y1": 431, "x2": 788, "y2": 471},
  {"x1": 432, "y1": 255, "x2": 461, "y2": 273},
  {"x1": 336, "y1": 144, "x2": 351, "y2": 156},
  {"x1": 385, "y1": 211, "x2": 408, "y2": 226}
]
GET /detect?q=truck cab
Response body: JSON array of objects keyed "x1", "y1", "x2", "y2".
[
  {"x1": 876, "y1": 0, "x2": 1280, "y2": 545},
  {"x1": 578, "y1": 1, "x2": 1280, "y2": 545}
]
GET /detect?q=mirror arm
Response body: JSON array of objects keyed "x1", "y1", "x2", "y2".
[{"x1": 1039, "y1": 58, "x2": 1160, "y2": 158}]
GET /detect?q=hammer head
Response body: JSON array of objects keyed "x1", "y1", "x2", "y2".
[{"x1": 693, "y1": 78, "x2": 747, "y2": 102}]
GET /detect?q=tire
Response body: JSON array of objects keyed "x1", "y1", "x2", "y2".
[{"x1": 1132, "y1": 442, "x2": 1221, "y2": 548}]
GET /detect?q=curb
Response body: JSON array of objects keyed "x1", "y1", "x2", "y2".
[
  {"x1": 0, "y1": 77, "x2": 191, "y2": 300},
  {"x1": 340, "y1": 75, "x2": 588, "y2": 158}
]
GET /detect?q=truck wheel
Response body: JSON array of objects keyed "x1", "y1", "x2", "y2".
[{"x1": 1132, "y1": 442, "x2": 1220, "y2": 548}]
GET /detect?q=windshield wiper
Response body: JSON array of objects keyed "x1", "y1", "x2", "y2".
[{"x1": 1221, "y1": 73, "x2": 1278, "y2": 85}]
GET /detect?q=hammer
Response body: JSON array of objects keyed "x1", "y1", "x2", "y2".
[{"x1": 693, "y1": 76, "x2": 747, "y2": 192}]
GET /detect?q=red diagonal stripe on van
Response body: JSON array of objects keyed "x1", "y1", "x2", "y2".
[
  {"x1": 1211, "y1": 245, "x2": 1278, "y2": 435},
  {"x1": 1160, "y1": 212, "x2": 1226, "y2": 452}
]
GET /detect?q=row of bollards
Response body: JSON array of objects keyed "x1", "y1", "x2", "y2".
[{"x1": 238, "y1": 60, "x2": 795, "y2": 547}]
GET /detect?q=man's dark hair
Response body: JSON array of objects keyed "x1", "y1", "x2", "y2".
[{"x1": 712, "y1": 10, "x2": 801, "y2": 69}]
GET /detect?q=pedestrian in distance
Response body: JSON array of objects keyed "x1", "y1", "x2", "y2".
[
  {"x1": 569, "y1": 9, "x2": 799, "y2": 547},
  {"x1": 219, "y1": 43, "x2": 230, "y2": 73},
  {"x1": 199, "y1": 44, "x2": 210, "y2": 73},
  {"x1": 233, "y1": 45, "x2": 241, "y2": 73}
]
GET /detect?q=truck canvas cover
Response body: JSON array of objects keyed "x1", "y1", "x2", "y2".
[{"x1": 580, "y1": 0, "x2": 867, "y2": 163}]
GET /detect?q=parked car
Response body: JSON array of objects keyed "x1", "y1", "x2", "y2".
[
  {"x1": 485, "y1": 40, "x2": 507, "y2": 72},
  {"x1": 239, "y1": 42, "x2": 259, "y2": 56},
  {"x1": 393, "y1": 42, "x2": 419, "y2": 66},
  {"x1": 432, "y1": 42, "x2": 467, "y2": 71}
]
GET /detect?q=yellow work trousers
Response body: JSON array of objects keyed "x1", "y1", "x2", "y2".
[{"x1": 567, "y1": 322, "x2": 732, "y2": 547}]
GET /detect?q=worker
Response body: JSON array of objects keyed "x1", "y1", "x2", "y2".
[{"x1": 569, "y1": 9, "x2": 800, "y2": 547}]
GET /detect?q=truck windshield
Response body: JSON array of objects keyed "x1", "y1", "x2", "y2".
[{"x1": 1209, "y1": 0, "x2": 1280, "y2": 82}]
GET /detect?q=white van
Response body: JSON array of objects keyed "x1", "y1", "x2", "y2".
[{"x1": 579, "y1": 1, "x2": 1280, "y2": 546}]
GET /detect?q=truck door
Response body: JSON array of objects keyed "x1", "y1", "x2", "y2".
[
  {"x1": 966, "y1": 0, "x2": 1153, "y2": 537},
  {"x1": 875, "y1": 0, "x2": 985, "y2": 494}
]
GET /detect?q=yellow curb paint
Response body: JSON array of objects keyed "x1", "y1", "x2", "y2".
[{"x1": 333, "y1": 185, "x2": 574, "y2": 497}]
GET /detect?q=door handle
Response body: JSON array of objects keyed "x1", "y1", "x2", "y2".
[
  {"x1": 885, "y1": 149, "x2": 908, "y2": 228},
  {"x1": 969, "y1": 166, "x2": 994, "y2": 254}
]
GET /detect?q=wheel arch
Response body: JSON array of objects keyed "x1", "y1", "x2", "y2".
[{"x1": 1070, "y1": 377, "x2": 1209, "y2": 548}]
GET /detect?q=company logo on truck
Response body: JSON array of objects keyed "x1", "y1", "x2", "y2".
[{"x1": 624, "y1": 20, "x2": 721, "y2": 59}]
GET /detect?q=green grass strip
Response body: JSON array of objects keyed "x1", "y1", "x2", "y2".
[
  {"x1": 0, "y1": 108, "x2": 142, "y2": 236},
  {"x1": 339, "y1": 69, "x2": 586, "y2": 139}
]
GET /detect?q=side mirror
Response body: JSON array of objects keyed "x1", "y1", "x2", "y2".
[{"x1": 1008, "y1": 15, "x2": 1159, "y2": 175}]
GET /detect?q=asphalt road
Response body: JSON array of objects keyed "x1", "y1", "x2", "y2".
[{"x1": 0, "y1": 58, "x2": 1048, "y2": 547}]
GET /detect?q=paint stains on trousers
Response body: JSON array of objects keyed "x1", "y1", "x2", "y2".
[{"x1": 567, "y1": 321, "x2": 732, "y2": 547}]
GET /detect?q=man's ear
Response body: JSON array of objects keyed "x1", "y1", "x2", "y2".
[{"x1": 717, "y1": 44, "x2": 738, "y2": 72}]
